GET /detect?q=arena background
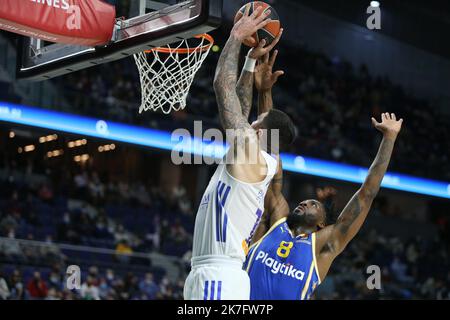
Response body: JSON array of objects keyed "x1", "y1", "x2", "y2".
[{"x1": 0, "y1": 0, "x2": 449, "y2": 300}]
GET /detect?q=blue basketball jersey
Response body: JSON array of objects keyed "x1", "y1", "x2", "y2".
[{"x1": 244, "y1": 218, "x2": 321, "y2": 300}]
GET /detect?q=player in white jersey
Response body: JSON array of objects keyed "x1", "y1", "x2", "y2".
[{"x1": 184, "y1": 6, "x2": 296, "y2": 300}]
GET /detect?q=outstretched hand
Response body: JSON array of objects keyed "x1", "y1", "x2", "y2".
[
  {"x1": 232, "y1": 6, "x2": 272, "y2": 42},
  {"x1": 371, "y1": 113, "x2": 403, "y2": 139},
  {"x1": 248, "y1": 28, "x2": 283, "y2": 60},
  {"x1": 254, "y1": 50, "x2": 285, "y2": 91}
]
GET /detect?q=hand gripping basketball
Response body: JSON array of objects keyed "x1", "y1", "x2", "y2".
[
  {"x1": 248, "y1": 28, "x2": 283, "y2": 60},
  {"x1": 234, "y1": 1, "x2": 281, "y2": 47},
  {"x1": 231, "y1": 5, "x2": 272, "y2": 43}
]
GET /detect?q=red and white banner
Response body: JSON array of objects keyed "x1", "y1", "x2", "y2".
[{"x1": 0, "y1": 0, "x2": 116, "y2": 46}]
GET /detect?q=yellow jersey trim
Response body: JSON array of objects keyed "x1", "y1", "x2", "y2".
[
  {"x1": 245, "y1": 240, "x2": 263, "y2": 273},
  {"x1": 245, "y1": 217, "x2": 286, "y2": 273},
  {"x1": 301, "y1": 262, "x2": 315, "y2": 300},
  {"x1": 249, "y1": 217, "x2": 287, "y2": 250},
  {"x1": 311, "y1": 232, "x2": 321, "y2": 284}
]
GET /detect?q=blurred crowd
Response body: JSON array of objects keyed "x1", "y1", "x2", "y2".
[
  {"x1": 316, "y1": 231, "x2": 449, "y2": 299},
  {"x1": 0, "y1": 145, "x2": 449, "y2": 300},
  {"x1": 56, "y1": 28, "x2": 450, "y2": 180},
  {"x1": 0, "y1": 152, "x2": 193, "y2": 300},
  {"x1": 0, "y1": 265, "x2": 185, "y2": 300}
]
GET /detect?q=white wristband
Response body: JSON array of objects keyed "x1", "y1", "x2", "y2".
[{"x1": 243, "y1": 56, "x2": 257, "y2": 73}]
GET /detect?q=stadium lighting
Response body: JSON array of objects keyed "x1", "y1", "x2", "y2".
[
  {"x1": 39, "y1": 134, "x2": 58, "y2": 143},
  {"x1": 370, "y1": 1, "x2": 380, "y2": 7},
  {"x1": 1, "y1": 102, "x2": 449, "y2": 199},
  {"x1": 74, "y1": 154, "x2": 89, "y2": 162},
  {"x1": 47, "y1": 149, "x2": 64, "y2": 158},
  {"x1": 68, "y1": 139, "x2": 87, "y2": 148},
  {"x1": 24, "y1": 145, "x2": 35, "y2": 152},
  {"x1": 98, "y1": 144, "x2": 115, "y2": 153}
]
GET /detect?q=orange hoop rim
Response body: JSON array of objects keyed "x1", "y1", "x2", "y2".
[{"x1": 144, "y1": 34, "x2": 214, "y2": 54}]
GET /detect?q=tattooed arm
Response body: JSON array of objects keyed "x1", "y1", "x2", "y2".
[
  {"x1": 236, "y1": 69, "x2": 254, "y2": 120},
  {"x1": 315, "y1": 113, "x2": 403, "y2": 280},
  {"x1": 236, "y1": 30, "x2": 283, "y2": 120},
  {"x1": 213, "y1": 6, "x2": 270, "y2": 131},
  {"x1": 214, "y1": 7, "x2": 275, "y2": 183},
  {"x1": 213, "y1": 35, "x2": 249, "y2": 131}
]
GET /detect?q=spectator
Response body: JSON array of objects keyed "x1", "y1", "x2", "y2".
[
  {"x1": 0, "y1": 214, "x2": 18, "y2": 236},
  {"x1": 46, "y1": 287, "x2": 61, "y2": 300},
  {"x1": 27, "y1": 272, "x2": 48, "y2": 299},
  {"x1": 80, "y1": 276, "x2": 100, "y2": 300},
  {"x1": 0, "y1": 271, "x2": 10, "y2": 300},
  {"x1": 38, "y1": 184, "x2": 54, "y2": 203},
  {"x1": 8, "y1": 270, "x2": 25, "y2": 300},
  {"x1": 0, "y1": 229, "x2": 23, "y2": 260},
  {"x1": 115, "y1": 240, "x2": 133, "y2": 264},
  {"x1": 138, "y1": 273, "x2": 159, "y2": 300}
]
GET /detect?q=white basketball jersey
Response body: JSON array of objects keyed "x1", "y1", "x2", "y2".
[{"x1": 192, "y1": 150, "x2": 278, "y2": 263}]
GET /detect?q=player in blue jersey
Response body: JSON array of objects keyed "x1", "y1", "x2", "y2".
[{"x1": 244, "y1": 50, "x2": 404, "y2": 300}]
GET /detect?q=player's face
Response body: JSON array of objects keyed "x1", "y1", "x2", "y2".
[{"x1": 291, "y1": 199, "x2": 326, "y2": 229}]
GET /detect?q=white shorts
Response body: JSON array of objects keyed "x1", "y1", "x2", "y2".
[{"x1": 184, "y1": 255, "x2": 250, "y2": 300}]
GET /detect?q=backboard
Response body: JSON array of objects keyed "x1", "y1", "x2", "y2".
[{"x1": 16, "y1": 0, "x2": 222, "y2": 81}]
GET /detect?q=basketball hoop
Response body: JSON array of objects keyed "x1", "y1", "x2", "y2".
[{"x1": 134, "y1": 34, "x2": 214, "y2": 114}]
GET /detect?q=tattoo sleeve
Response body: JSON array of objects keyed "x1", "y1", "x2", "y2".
[
  {"x1": 258, "y1": 89, "x2": 274, "y2": 116},
  {"x1": 236, "y1": 69, "x2": 254, "y2": 120},
  {"x1": 213, "y1": 36, "x2": 252, "y2": 132},
  {"x1": 332, "y1": 136, "x2": 396, "y2": 252}
]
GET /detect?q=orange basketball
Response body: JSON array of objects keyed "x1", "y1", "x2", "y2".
[{"x1": 234, "y1": 1, "x2": 281, "y2": 48}]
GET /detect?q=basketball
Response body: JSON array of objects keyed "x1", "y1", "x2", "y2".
[{"x1": 234, "y1": 1, "x2": 281, "y2": 47}]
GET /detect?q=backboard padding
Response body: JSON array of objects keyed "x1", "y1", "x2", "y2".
[{"x1": 17, "y1": 0, "x2": 222, "y2": 81}]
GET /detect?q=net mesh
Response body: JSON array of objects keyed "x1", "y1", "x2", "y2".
[{"x1": 133, "y1": 35, "x2": 213, "y2": 114}]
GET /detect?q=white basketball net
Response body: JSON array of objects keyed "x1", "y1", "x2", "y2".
[{"x1": 133, "y1": 35, "x2": 213, "y2": 114}]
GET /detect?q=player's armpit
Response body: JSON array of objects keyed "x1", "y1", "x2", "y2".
[
  {"x1": 224, "y1": 128, "x2": 268, "y2": 183},
  {"x1": 314, "y1": 225, "x2": 338, "y2": 281},
  {"x1": 316, "y1": 189, "x2": 371, "y2": 257},
  {"x1": 314, "y1": 191, "x2": 371, "y2": 281}
]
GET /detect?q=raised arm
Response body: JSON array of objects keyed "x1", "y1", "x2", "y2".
[
  {"x1": 257, "y1": 49, "x2": 287, "y2": 227},
  {"x1": 249, "y1": 50, "x2": 287, "y2": 245},
  {"x1": 316, "y1": 113, "x2": 403, "y2": 277},
  {"x1": 235, "y1": 64, "x2": 254, "y2": 120},
  {"x1": 256, "y1": 50, "x2": 284, "y2": 115},
  {"x1": 236, "y1": 30, "x2": 283, "y2": 119},
  {"x1": 250, "y1": 158, "x2": 288, "y2": 246},
  {"x1": 213, "y1": 6, "x2": 271, "y2": 131}
]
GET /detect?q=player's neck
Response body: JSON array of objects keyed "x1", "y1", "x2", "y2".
[{"x1": 289, "y1": 225, "x2": 317, "y2": 237}]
